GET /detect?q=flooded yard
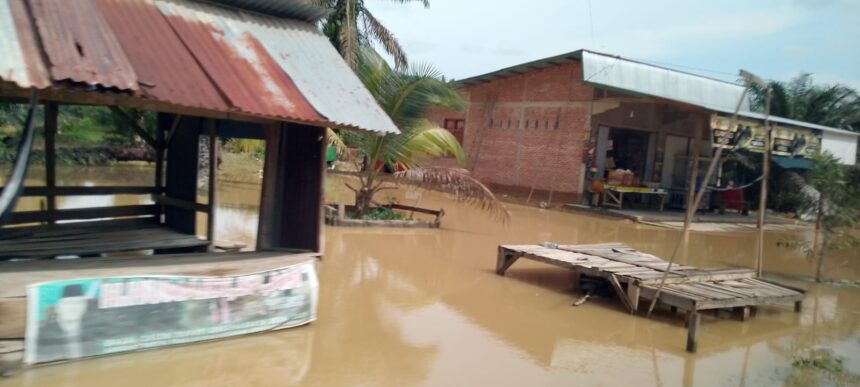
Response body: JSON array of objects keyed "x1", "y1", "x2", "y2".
[{"x1": 2, "y1": 164, "x2": 859, "y2": 386}]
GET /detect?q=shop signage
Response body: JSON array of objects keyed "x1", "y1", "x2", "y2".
[
  {"x1": 711, "y1": 115, "x2": 820, "y2": 158},
  {"x1": 25, "y1": 261, "x2": 318, "y2": 364}
]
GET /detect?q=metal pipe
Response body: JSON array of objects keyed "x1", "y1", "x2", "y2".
[{"x1": 0, "y1": 90, "x2": 39, "y2": 225}]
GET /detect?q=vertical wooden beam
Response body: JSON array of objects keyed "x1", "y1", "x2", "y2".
[
  {"x1": 683, "y1": 118, "x2": 703, "y2": 229},
  {"x1": 736, "y1": 306, "x2": 751, "y2": 321},
  {"x1": 44, "y1": 103, "x2": 57, "y2": 224},
  {"x1": 686, "y1": 312, "x2": 701, "y2": 353},
  {"x1": 756, "y1": 120, "x2": 772, "y2": 276},
  {"x1": 495, "y1": 248, "x2": 520, "y2": 275},
  {"x1": 163, "y1": 114, "x2": 200, "y2": 236},
  {"x1": 794, "y1": 300, "x2": 803, "y2": 313},
  {"x1": 627, "y1": 281, "x2": 641, "y2": 313},
  {"x1": 206, "y1": 119, "x2": 217, "y2": 249},
  {"x1": 257, "y1": 123, "x2": 325, "y2": 252},
  {"x1": 155, "y1": 116, "x2": 165, "y2": 191}
]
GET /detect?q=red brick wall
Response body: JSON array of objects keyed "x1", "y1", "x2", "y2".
[{"x1": 426, "y1": 60, "x2": 593, "y2": 196}]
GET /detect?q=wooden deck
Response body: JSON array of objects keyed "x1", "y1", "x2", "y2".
[{"x1": 496, "y1": 243, "x2": 805, "y2": 353}]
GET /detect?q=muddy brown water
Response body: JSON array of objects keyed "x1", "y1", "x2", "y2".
[{"x1": 2, "y1": 164, "x2": 859, "y2": 386}]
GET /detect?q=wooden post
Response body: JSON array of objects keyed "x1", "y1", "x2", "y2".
[
  {"x1": 257, "y1": 123, "x2": 325, "y2": 252},
  {"x1": 794, "y1": 300, "x2": 803, "y2": 313},
  {"x1": 686, "y1": 312, "x2": 701, "y2": 353},
  {"x1": 495, "y1": 248, "x2": 520, "y2": 275},
  {"x1": 756, "y1": 92, "x2": 773, "y2": 276},
  {"x1": 206, "y1": 119, "x2": 217, "y2": 249},
  {"x1": 44, "y1": 103, "x2": 57, "y2": 224},
  {"x1": 163, "y1": 114, "x2": 200, "y2": 236},
  {"x1": 337, "y1": 203, "x2": 345, "y2": 221},
  {"x1": 155, "y1": 115, "x2": 165, "y2": 191},
  {"x1": 683, "y1": 119, "x2": 703, "y2": 229},
  {"x1": 737, "y1": 306, "x2": 751, "y2": 321},
  {"x1": 627, "y1": 281, "x2": 641, "y2": 313}
]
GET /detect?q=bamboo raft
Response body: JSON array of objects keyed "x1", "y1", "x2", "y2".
[{"x1": 496, "y1": 243, "x2": 805, "y2": 353}]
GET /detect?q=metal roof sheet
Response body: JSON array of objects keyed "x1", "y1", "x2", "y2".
[
  {"x1": 207, "y1": 0, "x2": 329, "y2": 22},
  {"x1": 581, "y1": 50, "x2": 749, "y2": 112},
  {"x1": 235, "y1": 9, "x2": 399, "y2": 134},
  {"x1": 97, "y1": 0, "x2": 229, "y2": 111},
  {"x1": 156, "y1": 0, "x2": 322, "y2": 123},
  {"x1": 0, "y1": 0, "x2": 49, "y2": 88},
  {"x1": 29, "y1": 0, "x2": 138, "y2": 90},
  {"x1": 0, "y1": 0, "x2": 397, "y2": 134}
]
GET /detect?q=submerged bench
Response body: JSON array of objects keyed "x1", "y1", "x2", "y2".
[{"x1": 0, "y1": 219, "x2": 208, "y2": 260}]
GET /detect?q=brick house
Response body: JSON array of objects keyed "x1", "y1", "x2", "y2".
[{"x1": 427, "y1": 50, "x2": 858, "y2": 207}]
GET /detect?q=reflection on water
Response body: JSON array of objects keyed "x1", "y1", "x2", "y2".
[{"x1": 2, "y1": 165, "x2": 859, "y2": 386}]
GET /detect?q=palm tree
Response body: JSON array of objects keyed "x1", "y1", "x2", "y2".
[
  {"x1": 328, "y1": 50, "x2": 510, "y2": 222},
  {"x1": 315, "y1": 0, "x2": 428, "y2": 70},
  {"x1": 750, "y1": 73, "x2": 860, "y2": 131}
]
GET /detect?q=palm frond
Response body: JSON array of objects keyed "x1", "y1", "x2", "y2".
[
  {"x1": 382, "y1": 122, "x2": 465, "y2": 169},
  {"x1": 362, "y1": 9, "x2": 408, "y2": 70},
  {"x1": 326, "y1": 128, "x2": 350, "y2": 157},
  {"x1": 391, "y1": 167, "x2": 511, "y2": 223}
]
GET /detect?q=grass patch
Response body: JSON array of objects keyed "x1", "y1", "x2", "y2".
[
  {"x1": 787, "y1": 349, "x2": 860, "y2": 386},
  {"x1": 352, "y1": 207, "x2": 405, "y2": 221}
]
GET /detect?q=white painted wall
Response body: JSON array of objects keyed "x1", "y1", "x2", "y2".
[{"x1": 821, "y1": 131, "x2": 858, "y2": 166}]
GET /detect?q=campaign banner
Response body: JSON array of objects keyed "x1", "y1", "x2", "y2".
[{"x1": 24, "y1": 261, "x2": 318, "y2": 364}]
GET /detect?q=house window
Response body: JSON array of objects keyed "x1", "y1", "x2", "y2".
[{"x1": 444, "y1": 118, "x2": 465, "y2": 144}]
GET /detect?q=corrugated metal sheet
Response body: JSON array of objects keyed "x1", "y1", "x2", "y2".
[
  {"x1": 0, "y1": 0, "x2": 49, "y2": 88},
  {"x1": 157, "y1": 0, "x2": 322, "y2": 123},
  {"x1": 0, "y1": 0, "x2": 398, "y2": 134},
  {"x1": 97, "y1": 0, "x2": 229, "y2": 111},
  {"x1": 582, "y1": 50, "x2": 749, "y2": 113},
  {"x1": 208, "y1": 0, "x2": 329, "y2": 22},
  {"x1": 28, "y1": 0, "x2": 138, "y2": 90},
  {"x1": 235, "y1": 9, "x2": 399, "y2": 134}
]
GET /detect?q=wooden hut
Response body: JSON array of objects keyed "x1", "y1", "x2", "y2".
[{"x1": 0, "y1": 0, "x2": 398, "y2": 358}]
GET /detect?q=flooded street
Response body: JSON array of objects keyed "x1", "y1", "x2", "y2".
[{"x1": 3, "y1": 165, "x2": 859, "y2": 386}]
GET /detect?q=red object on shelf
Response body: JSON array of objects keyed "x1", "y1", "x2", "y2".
[{"x1": 722, "y1": 189, "x2": 744, "y2": 211}]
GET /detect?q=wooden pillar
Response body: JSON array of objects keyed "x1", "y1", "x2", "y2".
[
  {"x1": 206, "y1": 119, "x2": 217, "y2": 249},
  {"x1": 756, "y1": 122, "x2": 772, "y2": 276},
  {"x1": 155, "y1": 115, "x2": 165, "y2": 191},
  {"x1": 736, "y1": 306, "x2": 751, "y2": 321},
  {"x1": 495, "y1": 248, "x2": 520, "y2": 275},
  {"x1": 683, "y1": 117, "x2": 703, "y2": 229},
  {"x1": 627, "y1": 281, "x2": 641, "y2": 313},
  {"x1": 257, "y1": 123, "x2": 325, "y2": 252},
  {"x1": 163, "y1": 114, "x2": 200, "y2": 235},
  {"x1": 794, "y1": 300, "x2": 803, "y2": 313},
  {"x1": 44, "y1": 103, "x2": 57, "y2": 224},
  {"x1": 686, "y1": 312, "x2": 701, "y2": 353}
]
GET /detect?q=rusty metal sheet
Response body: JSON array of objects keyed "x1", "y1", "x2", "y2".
[
  {"x1": 27, "y1": 0, "x2": 138, "y2": 90},
  {"x1": 96, "y1": 0, "x2": 228, "y2": 111},
  {"x1": 156, "y1": 0, "x2": 322, "y2": 123},
  {"x1": 238, "y1": 11, "x2": 399, "y2": 134},
  {"x1": 0, "y1": 0, "x2": 49, "y2": 88}
]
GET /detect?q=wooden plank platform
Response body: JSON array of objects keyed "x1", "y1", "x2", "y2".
[
  {"x1": 496, "y1": 243, "x2": 805, "y2": 353},
  {"x1": 0, "y1": 250, "x2": 318, "y2": 340}
]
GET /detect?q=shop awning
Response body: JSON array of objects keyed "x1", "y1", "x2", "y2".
[{"x1": 772, "y1": 156, "x2": 812, "y2": 170}]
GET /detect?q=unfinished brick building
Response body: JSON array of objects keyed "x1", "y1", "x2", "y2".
[{"x1": 427, "y1": 50, "x2": 857, "y2": 208}]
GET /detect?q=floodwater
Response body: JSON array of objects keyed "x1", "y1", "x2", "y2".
[{"x1": 2, "y1": 164, "x2": 859, "y2": 386}]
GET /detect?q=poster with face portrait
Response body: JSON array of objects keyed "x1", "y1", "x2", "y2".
[{"x1": 24, "y1": 260, "x2": 318, "y2": 364}]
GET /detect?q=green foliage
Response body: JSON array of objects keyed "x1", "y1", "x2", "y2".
[
  {"x1": 224, "y1": 138, "x2": 265, "y2": 158},
  {"x1": 316, "y1": 0, "x2": 428, "y2": 69},
  {"x1": 750, "y1": 73, "x2": 860, "y2": 131},
  {"x1": 787, "y1": 349, "x2": 860, "y2": 386},
  {"x1": 353, "y1": 206, "x2": 405, "y2": 221}
]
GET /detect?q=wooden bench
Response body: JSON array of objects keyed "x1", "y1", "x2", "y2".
[{"x1": 0, "y1": 218, "x2": 208, "y2": 260}]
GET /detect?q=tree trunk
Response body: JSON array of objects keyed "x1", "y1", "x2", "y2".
[{"x1": 814, "y1": 193, "x2": 825, "y2": 283}]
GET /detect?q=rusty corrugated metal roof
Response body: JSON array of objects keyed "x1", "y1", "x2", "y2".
[
  {"x1": 29, "y1": 0, "x2": 138, "y2": 90},
  {"x1": 0, "y1": 0, "x2": 398, "y2": 134},
  {"x1": 238, "y1": 10, "x2": 399, "y2": 135},
  {"x1": 0, "y1": 0, "x2": 49, "y2": 88},
  {"x1": 156, "y1": 0, "x2": 322, "y2": 123},
  {"x1": 96, "y1": 0, "x2": 229, "y2": 111}
]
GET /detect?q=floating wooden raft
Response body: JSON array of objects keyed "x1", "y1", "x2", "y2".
[{"x1": 496, "y1": 243, "x2": 805, "y2": 353}]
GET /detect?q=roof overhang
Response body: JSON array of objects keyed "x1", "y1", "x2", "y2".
[{"x1": 0, "y1": 0, "x2": 398, "y2": 135}]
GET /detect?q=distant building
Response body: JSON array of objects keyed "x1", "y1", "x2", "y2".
[{"x1": 427, "y1": 50, "x2": 859, "y2": 204}]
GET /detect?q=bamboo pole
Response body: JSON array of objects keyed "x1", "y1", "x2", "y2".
[
  {"x1": 206, "y1": 119, "x2": 217, "y2": 250},
  {"x1": 755, "y1": 91, "x2": 773, "y2": 276},
  {"x1": 44, "y1": 103, "x2": 57, "y2": 224}
]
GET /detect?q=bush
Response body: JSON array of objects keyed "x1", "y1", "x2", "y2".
[{"x1": 355, "y1": 207, "x2": 404, "y2": 221}]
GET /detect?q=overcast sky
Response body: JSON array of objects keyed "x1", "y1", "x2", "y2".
[{"x1": 368, "y1": 0, "x2": 860, "y2": 88}]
